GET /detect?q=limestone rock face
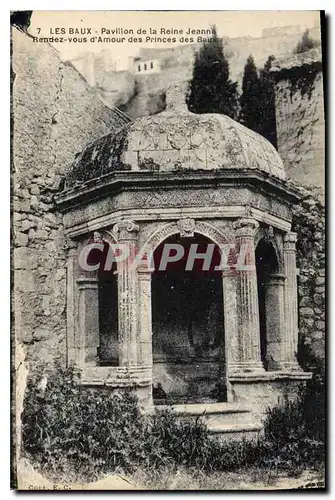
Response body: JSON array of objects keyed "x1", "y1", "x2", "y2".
[
  {"x1": 272, "y1": 48, "x2": 324, "y2": 195},
  {"x1": 65, "y1": 84, "x2": 286, "y2": 188}
]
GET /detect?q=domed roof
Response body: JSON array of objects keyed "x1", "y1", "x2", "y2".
[{"x1": 65, "y1": 84, "x2": 285, "y2": 188}]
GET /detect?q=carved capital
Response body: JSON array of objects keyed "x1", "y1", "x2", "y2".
[
  {"x1": 283, "y1": 232, "x2": 297, "y2": 251},
  {"x1": 177, "y1": 218, "x2": 196, "y2": 238},
  {"x1": 113, "y1": 220, "x2": 139, "y2": 241},
  {"x1": 233, "y1": 217, "x2": 259, "y2": 238}
]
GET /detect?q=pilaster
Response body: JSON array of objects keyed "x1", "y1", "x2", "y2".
[{"x1": 283, "y1": 232, "x2": 301, "y2": 370}]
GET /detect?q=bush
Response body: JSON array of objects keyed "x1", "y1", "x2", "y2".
[
  {"x1": 22, "y1": 366, "x2": 148, "y2": 477},
  {"x1": 21, "y1": 365, "x2": 214, "y2": 478},
  {"x1": 295, "y1": 29, "x2": 320, "y2": 54},
  {"x1": 261, "y1": 340, "x2": 325, "y2": 472},
  {"x1": 22, "y1": 358, "x2": 325, "y2": 481}
]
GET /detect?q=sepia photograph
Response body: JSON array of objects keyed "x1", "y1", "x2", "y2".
[{"x1": 11, "y1": 9, "x2": 325, "y2": 490}]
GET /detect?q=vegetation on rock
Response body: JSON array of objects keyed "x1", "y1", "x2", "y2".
[{"x1": 294, "y1": 29, "x2": 320, "y2": 54}]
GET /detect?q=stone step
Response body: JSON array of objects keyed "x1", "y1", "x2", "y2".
[
  {"x1": 207, "y1": 422, "x2": 263, "y2": 442},
  {"x1": 155, "y1": 402, "x2": 256, "y2": 427}
]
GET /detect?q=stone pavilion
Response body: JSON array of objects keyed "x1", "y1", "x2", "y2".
[{"x1": 55, "y1": 84, "x2": 311, "y2": 437}]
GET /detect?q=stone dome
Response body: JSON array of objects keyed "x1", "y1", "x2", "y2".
[{"x1": 65, "y1": 84, "x2": 286, "y2": 188}]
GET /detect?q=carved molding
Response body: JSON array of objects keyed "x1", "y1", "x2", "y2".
[
  {"x1": 63, "y1": 202, "x2": 292, "y2": 239},
  {"x1": 142, "y1": 219, "x2": 228, "y2": 264}
]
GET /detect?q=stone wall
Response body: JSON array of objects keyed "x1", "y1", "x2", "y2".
[
  {"x1": 272, "y1": 48, "x2": 324, "y2": 194},
  {"x1": 291, "y1": 185, "x2": 325, "y2": 361},
  {"x1": 12, "y1": 27, "x2": 128, "y2": 366}
]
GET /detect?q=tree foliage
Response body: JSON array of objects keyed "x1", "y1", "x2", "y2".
[
  {"x1": 187, "y1": 26, "x2": 238, "y2": 119},
  {"x1": 295, "y1": 29, "x2": 320, "y2": 54},
  {"x1": 259, "y1": 55, "x2": 277, "y2": 147},
  {"x1": 240, "y1": 55, "x2": 277, "y2": 147},
  {"x1": 240, "y1": 55, "x2": 262, "y2": 134}
]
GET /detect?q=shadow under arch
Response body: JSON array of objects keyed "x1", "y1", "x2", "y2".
[
  {"x1": 150, "y1": 230, "x2": 227, "y2": 405},
  {"x1": 81, "y1": 232, "x2": 120, "y2": 365},
  {"x1": 255, "y1": 237, "x2": 280, "y2": 370}
]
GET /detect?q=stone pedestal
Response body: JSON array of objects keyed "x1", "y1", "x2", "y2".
[
  {"x1": 113, "y1": 220, "x2": 139, "y2": 366},
  {"x1": 232, "y1": 218, "x2": 264, "y2": 374},
  {"x1": 283, "y1": 232, "x2": 301, "y2": 370}
]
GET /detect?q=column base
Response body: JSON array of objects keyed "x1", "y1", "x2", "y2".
[
  {"x1": 228, "y1": 361, "x2": 265, "y2": 376},
  {"x1": 267, "y1": 360, "x2": 302, "y2": 372}
]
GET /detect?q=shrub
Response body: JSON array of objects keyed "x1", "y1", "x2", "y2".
[
  {"x1": 21, "y1": 365, "x2": 214, "y2": 477},
  {"x1": 261, "y1": 340, "x2": 325, "y2": 471},
  {"x1": 294, "y1": 29, "x2": 320, "y2": 54},
  {"x1": 22, "y1": 365, "x2": 149, "y2": 477},
  {"x1": 21, "y1": 357, "x2": 325, "y2": 481}
]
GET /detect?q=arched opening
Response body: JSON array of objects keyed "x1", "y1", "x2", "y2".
[
  {"x1": 256, "y1": 238, "x2": 279, "y2": 370},
  {"x1": 98, "y1": 261, "x2": 118, "y2": 366},
  {"x1": 151, "y1": 233, "x2": 226, "y2": 404},
  {"x1": 86, "y1": 240, "x2": 119, "y2": 365}
]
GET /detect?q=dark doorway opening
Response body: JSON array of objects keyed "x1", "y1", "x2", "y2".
[
  {"x1": 256, "y1": 238, "x2": 279, "y2": 370},
  {"x1": 151, "y1": 233, "x2": 226, "y2": 404},
  {"x1": 98, "y1": 263, "x2": 118, "y2": 366},
  {"x1": 87, "y1": 240, "x2": 119, "y2": 365}
]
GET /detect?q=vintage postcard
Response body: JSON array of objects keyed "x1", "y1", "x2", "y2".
[{"x1": 11, "y1": 10, "x2": 325, "y2": 490}]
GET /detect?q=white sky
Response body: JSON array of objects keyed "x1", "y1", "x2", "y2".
[{"x1": 29, "y1": 10, "x2": 321, "y2": 65}]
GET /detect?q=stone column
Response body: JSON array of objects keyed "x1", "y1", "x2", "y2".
[
  {"x1": 77, "y1": 277, "x2": 100, "y2": 366},
  {"x1": 233, "y1": 218, "x2": 264, "y2": 374},
  {"x1": 283, "y1": 232, "x2": 301, "y2": 370},
  {"x1": 113, "y1": 220, "x2": 139, "y2": 367},
  {"x1": 264, "y1": 273, "x2": 287, "y2": 370},
  {"x1": 137, "y1": 266, "x2": 153, "y2": 368}
]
